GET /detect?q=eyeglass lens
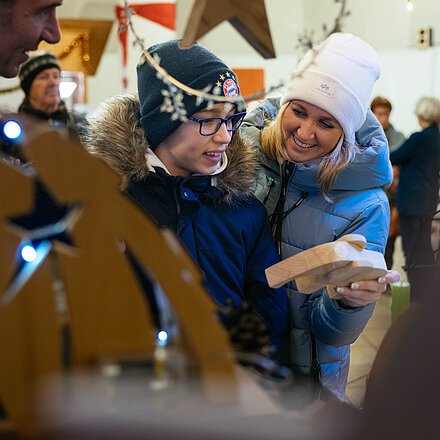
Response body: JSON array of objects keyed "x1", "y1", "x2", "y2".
[{"x1": 200, "y1": 113, "x2": 245, "y2": 135}]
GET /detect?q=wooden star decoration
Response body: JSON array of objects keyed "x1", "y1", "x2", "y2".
[{"x1": 181, "y1": 0, "x2": 276, "y2": 58}]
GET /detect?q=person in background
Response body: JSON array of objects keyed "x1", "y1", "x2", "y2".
[
  {"x1": 85, "y1": 40, "x2": 290, "y2": 363},
  {"x1": 2, "y1": 53, "x2": 84, "y2": 262},
  {"x1": 370, "y1": 96, "x2": 405, "y2": 152},
  {"x1": 0, "y1": 0, "x2": 62, "y2": 78},
  {"x1": 390, "y1": 96, "x2": 440, "y2": 292},
  {"x1": 240, "y1": 33, "x2": 400, "y2": 400},
  {"x1": 383, "y1": 164, "x2": 400, "y2": 269},
  {"x1": 371, "y1": 96, "x2": 406, "y2": 269},
  {"x1": 18, "y1": 52, "x2": 86, "y2": 138}
]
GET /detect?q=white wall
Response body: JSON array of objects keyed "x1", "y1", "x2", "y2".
[
  {"x1": 186, "y1": 0, "x2": 440, "y2": 137},
  {"x1": 1, "y1": 0, "x2": 440, "y2": 136},
  {"x1": 373, "y1": 47, "x2": 440, "y2": 136},
  {"x1": 301, "y1": 0, "x2": 440, "y2": 136}
]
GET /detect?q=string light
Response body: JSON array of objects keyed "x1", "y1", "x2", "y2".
[
  {"x1": 20, "y1": 244, "x2": 37, "y2": 263},
  {"x1": 157, "y1": 330, "x2": 168, "y2": 346},
  {"x1": 407, "y1": 0, "x2": 414, "y2": 11},
  {"x1": 2, "y1": 120, "x2": 22, "y2": 141},
  {"x1": 59, "y1": 34, "x2": 90, "y2": 73}
]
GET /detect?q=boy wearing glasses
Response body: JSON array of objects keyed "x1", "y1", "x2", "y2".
[{"x1": 85, "y1": 40, "x2": 289, "y2": 361}]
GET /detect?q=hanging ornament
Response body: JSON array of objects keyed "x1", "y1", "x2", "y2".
[{"x1": 115, "y1": 3, "x2": 176, "y2": 90}]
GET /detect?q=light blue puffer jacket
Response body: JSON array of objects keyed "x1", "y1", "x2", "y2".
[{"x1": 240, "y1": 98, "x2": 392, "y2": 400}]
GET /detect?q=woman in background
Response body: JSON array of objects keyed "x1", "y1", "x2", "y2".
[{"x1": 391, "y1": 96, "x2": 440, "y2": 288}]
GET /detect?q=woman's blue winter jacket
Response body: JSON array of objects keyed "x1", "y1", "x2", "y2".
[{"x1": 240, "y1": 98, "x2": 392, "y2": 399}]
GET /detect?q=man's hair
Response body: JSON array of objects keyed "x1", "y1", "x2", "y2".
[{"x1": 370, "y1": 96, "x2": 392, "y2": 113}]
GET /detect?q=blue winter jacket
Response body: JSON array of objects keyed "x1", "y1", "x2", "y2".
[
  {"x1": 240, "y1": 98, "x2": 392, "y2": 399},
  {"x1": 85, "y1": 94, "x2": 289, "y2": 358}
]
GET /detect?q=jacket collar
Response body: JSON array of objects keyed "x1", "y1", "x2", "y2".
[
  {"x1": 19, "y1": 98, "x2": 69, "y2": 122},
  {"x1": 85, "y1": 94, "x2": 257, "y2": 204},
  {"x1": 145, "y1": 147, "x2": 228, "y2": 180}
]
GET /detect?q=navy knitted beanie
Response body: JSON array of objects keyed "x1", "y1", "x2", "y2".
[
  {"x1": 137, "y1": 40, "x2": 245, "y2": 150},
  {"x1": 19, "y1": 53, "x2": 61, "y2": 96}
]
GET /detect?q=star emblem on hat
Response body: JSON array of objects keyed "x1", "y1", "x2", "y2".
[
  {"x1": 216, "y1": 81, "x2": 222, "y2": 87},
  {"x1": 219, "y1": 74, "x2": 225, "y2": 80}
]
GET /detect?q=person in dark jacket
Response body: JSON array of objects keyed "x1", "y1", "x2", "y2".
[
  {"x1": 85, "y1": 40, "x2": 289, "y2": 362},
  {"x1": 2, "y1": 53, "x2": 86, "y2": 240},
  {"x1": 18, "y1": 52, "x2": 85, "y2": 139},
  {"x1": 370, "y1": 96, "x2": 405, "y2": 153},
  {"x1": 390, "y1": 96, "x2": 440, "y2": 289},
  {"x1": 371, "y1": 96, "x2": 405, "y2": 269}
]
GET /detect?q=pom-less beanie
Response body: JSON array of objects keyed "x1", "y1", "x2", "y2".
[
  {"x1": 19, "y1": 53, "x2": 61, "y2": 96},
  {"x1": 281, "y1": 33, "x2": 381, "y2": 144},
  {"x1": 137, "y1": 40, "x2": 245, "y2": 150}
]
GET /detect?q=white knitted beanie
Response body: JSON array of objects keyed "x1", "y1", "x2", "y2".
[{"x1": 281, "y1": 33, "x2": 381, "y2": 144}]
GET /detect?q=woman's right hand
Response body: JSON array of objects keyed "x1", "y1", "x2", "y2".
[{"x1": 328, "y1": 270, "x2": 401, "y2": 308}]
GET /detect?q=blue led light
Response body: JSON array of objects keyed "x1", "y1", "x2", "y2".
[
  {"x1": 21, "y1": 244, "x2": 37, "y2": 262},
  {"x1": 157, "y1": 330, "x2": 168, "y2": 346},
  {"x1": 2, "y1": 120, "x2": 22, "y2": 140}
]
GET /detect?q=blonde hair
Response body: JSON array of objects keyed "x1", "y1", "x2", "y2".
[{"x1": 260, "y1": 102, "x2": 357, "y2": 198}]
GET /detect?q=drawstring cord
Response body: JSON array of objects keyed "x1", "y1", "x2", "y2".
[{"x1": 269, "y1": 162, "x2": 308, "y2": 257}]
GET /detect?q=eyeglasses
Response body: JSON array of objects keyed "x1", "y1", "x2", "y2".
[{"x1": 188, "y1": 112, "x2": 247, "y2": 136}]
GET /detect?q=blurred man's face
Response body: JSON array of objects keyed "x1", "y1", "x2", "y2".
[
  {"x1": 372, "y1": 105, "x2": 391, "y2": 130},
  {"x1": 29, "y1": 67, "x2": 61, "y2": 114},
  {"x1": 0, "y1": 0, "x2": 62, "y2": 78}
]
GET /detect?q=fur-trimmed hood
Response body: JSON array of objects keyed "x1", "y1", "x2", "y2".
[{"x1": 85, "y1": 94, "x2": 257, "y2": 203}]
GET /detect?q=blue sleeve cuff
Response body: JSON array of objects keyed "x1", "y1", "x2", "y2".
[{"x1": 312, "y1": 291, "x2": 375, "y2": 346}]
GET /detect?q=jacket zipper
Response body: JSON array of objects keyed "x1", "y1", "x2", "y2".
[
  {"x1": 173, "y1": 188, "x2": 181, "y2": 225},
  {"x1": 311, "y1": 334, "x2": 322, "y2": 399}
]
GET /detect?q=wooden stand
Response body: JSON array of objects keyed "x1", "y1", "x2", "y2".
[
  {"x1": 265, "y1": 234, "x2": 387, "y2": 294},
  {"x1": 0, "y1": 126, "x2": 236, "y2": 437}
]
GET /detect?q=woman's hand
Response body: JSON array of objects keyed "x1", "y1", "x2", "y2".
[{"x1": 328, "y1": 270, "x2": 401, "y2": 308}]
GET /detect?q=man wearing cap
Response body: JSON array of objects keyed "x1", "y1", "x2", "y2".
[{"x1": 18, "y1": 52, "x2": 85, "y2": 136}]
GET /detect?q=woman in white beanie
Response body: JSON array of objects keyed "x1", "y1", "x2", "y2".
[{"x1": 240, "y1": 33, "x2": 400, "y2": 401}]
